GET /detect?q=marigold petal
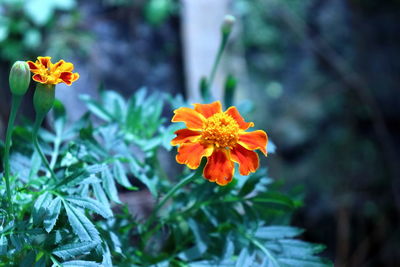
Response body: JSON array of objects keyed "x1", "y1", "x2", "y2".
[
  {"x1": 225, "y1": 106, "x2": 254, "y2": 130},
  {"x1": 71, "y1": 73, "x2": 79, "y2": 82},
  {"x1": 231, "y1": 145, "x2": 259, "y2": 176},
  {"x1": 172, "y1": 107, "x2": 205, "y2": 130},
  {"x1": 27, "y1": 61, "x2": 40, "y2": 72},
  {"x1": 32, "y1": 74, "x2": 47, "y2": 83},
  {"x1": 171, "y1": 129, "x2": 202, "y2": 146},
  {"x1": 50, "y1": 60, "x2": 65, "y2": 72},
  {"x1": 193, "y1": 101, "x2": 223, "y2": 118},
  {"x1": 238, "y1": 130, "x2": 268, "y2": 156},
  {"x1": 59, "y1": 72, "x2": 73, "y2": 85},
  {"x1": 38, "y1": 56, "x2": 52, "y2": 68},
  {"x1": 203, "y1": 149, "x2": 235, "y2": 186},
  {"x1": 176, "y1": 143, "x2": 213, "y2": 169},
  {"x1": 60, "y1": 62, "x2": 74, "y2": 72}
]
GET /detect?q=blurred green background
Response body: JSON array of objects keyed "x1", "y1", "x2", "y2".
[{"x1": 1, "y1": 0, "x2": 399, "y2": 266}]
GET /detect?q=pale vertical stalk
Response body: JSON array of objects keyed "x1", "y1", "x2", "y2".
[{"x1": 3, "y1": 95, "x2": 22, "y2": 215}]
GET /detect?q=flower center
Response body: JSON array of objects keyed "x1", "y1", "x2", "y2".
[{"x1": 201, "y1": 113, "x2": 240, "y2": 148}]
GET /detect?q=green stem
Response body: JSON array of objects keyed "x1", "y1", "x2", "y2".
[
  {"x1": 155, "y1": 169, "x2": 201, "y2": 217},
  {"x1": 208, "y1": 35, "x2": 229, "y2": 93},
  {"x1": 32, "y1": 114, "x2": 57, "y2": 180},
  {"x1": 3, "y1": 95, "x2": 22, "y2": 215},
  {"x1": 49, "y1": 137, "x2": 60, "y2": 169},
  {"x1": 142, "y1": 167, "x2": 203, "y2": 243},
  {"x1": 239, "y1": 229, "x2": 279, "y2": 266}
]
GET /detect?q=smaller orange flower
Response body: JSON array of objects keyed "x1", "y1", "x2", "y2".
[
  {"x1": 171, "y1": 101, "x2": 268, "y2": 186},
  {"x1": 27, "y1": 56, "x2": 79, "y2": 86}
]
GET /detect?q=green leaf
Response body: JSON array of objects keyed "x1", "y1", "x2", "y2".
[
  {"x1": 55, "y1": 164, "x2": 106, "y2": 188},
  {"x1": 136, "y1": 173, "x2": 157, "y2": 197},
  {"x1": 65, "y1": 196, "x2": 113, "y2": 219},
  {"x1": 32, "y1": 192, "x2": 53, "y2": 225},
  {"x1": 24, "y1": 0, "x2": 55, "y2": 26},
  {"x1": 61, "y1": 260, "x2": 100, "y2": 267},
  {"x1": 53, "y1": 242, "x2": 98, "y2": 260},
  {"x1": 184, "y1": 219, "x2": 208, "y2": 258},
  {"x1": 235, "y1": 249, "x2": 255, "y2": 267},
  {"x1": 101, "y1": 243, "x2": 113, "y2": 267},
  {"x1": 28, "y1": 151, "x2": 42, "y2": 181},
  {"x1": 79, "y1": 94, "x2": 114, "y2": 122},
  {"x1": 249, "y1": 192, "x2": 296, "y2": 209},
  {"x1": 34, "y1": 254, "x2": 46, "y2": 267},
  {"x1": 44, "y1": 197, "x2": 62, "y2": 233},
  {"x1": 277, "y1": 257, "x2": 332, "y2": 267},
  {"x1": 113, "y1": 160, "x2": 135, "y2": 189},
  {"x1": 64, "y1": 202, "x2": 100, "y2": 242},
  {"x1": 268, "y1": 239, "x2": 326, "y2": 256},
  {"x1": 101, "y1": 90, "x2": 126, "y2": 122},
  {"x1": 255, "y1": 226, "x2": 304, "y2": 240},
  {"x1": 92, "y1": 182, "x2": 110, "y2": 208},
  {"x1": 102, "y1": 166, "x2": 121, "y2": 204},
  {"x1": 0, "y1": 235, "x2": 7, "y2": 255}
]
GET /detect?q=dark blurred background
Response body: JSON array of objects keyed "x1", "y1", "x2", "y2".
[{"x1": 0, "y1": 0, "x2": 399, "y2": 266}]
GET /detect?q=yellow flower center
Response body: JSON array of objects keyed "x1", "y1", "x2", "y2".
[{"x1": 201, "y1": 113, "x2": 240, "y2": 148}]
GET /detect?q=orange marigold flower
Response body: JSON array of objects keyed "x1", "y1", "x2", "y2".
[
  {"x1": 171, "y1": 101, "x2": 268, "y2": 186},
  {"x1": 27, "y1": 56, "x2": 79, "y2": 86}
]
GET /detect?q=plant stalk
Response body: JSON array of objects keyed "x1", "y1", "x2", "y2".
[
  {"x1": 142, "y1": 167, "x2": 203, "y2": 244},
  {"x1": 32, "y1": 114, "x2": 57, "y2": 180},
  {"x1": 207, "y1": 34, "x2": 229, "y2": 94},
  {"x1": 3, "y1": 95, "x2": 22, "y2": 215}
]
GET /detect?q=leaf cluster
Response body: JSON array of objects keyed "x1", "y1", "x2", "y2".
[{"x1": 0, "y1": 89, "x2": 331, "y2": 266}]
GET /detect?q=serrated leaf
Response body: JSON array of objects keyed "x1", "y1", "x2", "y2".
[
  {"x1": 255, "y1": 226, "x2": 304, "y2": 240},
  {"x1": 268, "y1": 239, "x2": 326, "y2": 256},
  {"x1": 53, "y1": 241, "x2": 98, "y2": 260},
  {"x1": 113, "y1": 160, "x2": 134, "y2": 189},
  {"x1": 101, "y1": 243, "x2": 113, "y2": 267},
  {"x1": 44, "y1": 197, "x2": 62, "y2": 232},
  {"x1": 136, "y1": 172, "x2": 157, "y2": 197},
  {"x1": 64, "y1": 202, "x2": 100, "y2": 242},
  {"x1": 55, "y1": 164, "x2": 106, "y2": 188},
  {"x1": 80, "y1": 94, "x2": 114, "y2": 122},
  {"x1": 65, "y1": 196, "x2": 113, "y2": 219},
  {"x1": 92, "y1": 182, "x2": 110, "y2": 208},
  {"x1": 32, "y1": 192, "x2": 53, "y2": 225},
  {"x1": 102, "y1": 167, "x2": 121, "y2": 204}
]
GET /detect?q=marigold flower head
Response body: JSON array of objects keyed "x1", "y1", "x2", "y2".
[
  {"x1": 27, "y1": 56, "x2": 79, "y2": 86},
  {"x1": 171, "y1": 101, "x2": 268, "y2": 186}
]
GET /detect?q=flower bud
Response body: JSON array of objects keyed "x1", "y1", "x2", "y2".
[
  {"x1": 9, "y1": 61, "x2": 31, "y2": 96},
  {"x1": 221, "y1": 15, "x2": 236, "y2": 37},
  {"x1": 33, "y1": 83, "x2": 55, "y2": 116}
]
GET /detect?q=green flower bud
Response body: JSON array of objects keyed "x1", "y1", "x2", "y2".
[
  {"x1": 33, "y1": 83, "x2": 55, "y2": 117},
  {"x1": 221, "y1": 15, "x2": 236, "y2": 37},
  {"x1": 9, "y1": 61, "x2": 31, "y2": 96}
]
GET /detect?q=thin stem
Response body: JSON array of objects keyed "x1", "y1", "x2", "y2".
[
  {"x1": 208, "y1": 35, "x2": 229, "y2": 92},
  {"x1": 3, "y1": 95, "x2": 22, "y2": 215},
  {"x1": 155, "y1": 169, "x2": 201, "y2": 217},
  {"x1": 239, "y1": 229, "x2": 279, "y2": 267},
  {"x1": 32, "y1": 114, "x2": 57, "y2": 180},
  {"x1": 142, "y1": 167, "x2": 202, "y2": 243},
  {"x1": 49, "y1": 137, "x2": 60, "y2": 169}
]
